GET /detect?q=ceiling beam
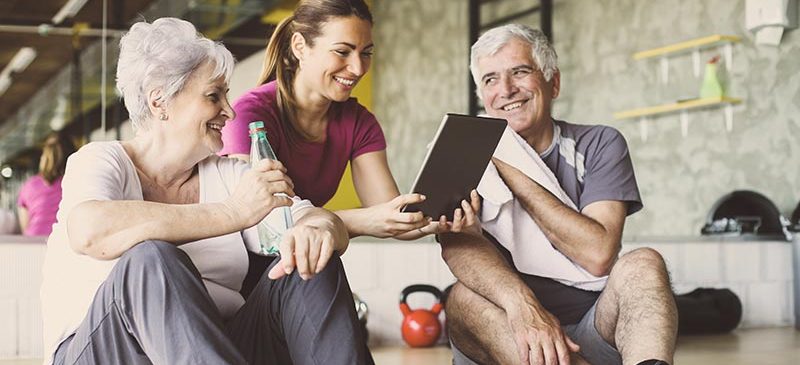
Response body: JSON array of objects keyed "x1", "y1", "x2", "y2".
[{"x1": 0, "y1": 24, "x2": 125, "y2": 37}]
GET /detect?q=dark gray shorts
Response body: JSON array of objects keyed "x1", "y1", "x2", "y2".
[
  {"x1": 562, "y1": 301, "x2": 622, "y2": 365},
  {"x1": 451, "y1": 301, "x2": 621, "y2": 365}
]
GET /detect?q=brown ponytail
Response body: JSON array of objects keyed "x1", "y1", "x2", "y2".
[
  {"x1": 259, "y1": 15, "x2": 300, "y2": 129},
  {"x1": 257, "y1": 0, "x2": 373, "y2": 132},
  {"x1": 39, "y1": 132, "x2": 75, "y2": 185}
]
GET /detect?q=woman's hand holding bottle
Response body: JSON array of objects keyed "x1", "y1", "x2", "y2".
[{"x1": 225, "y1": 159, "x2": 294, "y2": 229}]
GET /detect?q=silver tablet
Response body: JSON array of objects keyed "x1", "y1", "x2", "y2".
[{"x1": 402, "y1": 113, "x2": 507, "y2": 221}]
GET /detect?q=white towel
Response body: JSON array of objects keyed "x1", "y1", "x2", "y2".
[{"x1": 477, "y1": 127, "x2": 608, "y2": 291}]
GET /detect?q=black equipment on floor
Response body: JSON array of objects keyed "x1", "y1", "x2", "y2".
[{"x1": 676, "y1": 288, "x2": 742, "y2": 335}]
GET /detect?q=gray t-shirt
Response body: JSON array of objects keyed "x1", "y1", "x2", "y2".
[
  {"x1": 539, "y1": 120, "x2": 643, "y2": 215},
  {"x1": 480, "y1": 121, "x2": 643, "y2": 324}
]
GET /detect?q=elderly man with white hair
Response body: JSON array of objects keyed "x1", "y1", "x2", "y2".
[
  {"x1": 439, "y1": 24, "x2": 677, "y2": 365},
  {"x1": 39, "y1": 18, "x2": 370, "y2": 365}
]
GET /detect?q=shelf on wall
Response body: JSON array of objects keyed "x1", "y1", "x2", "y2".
[
  {"x1": 615, "y1": 97, "x2": 743, "y2": 142},
  {"x1": 633, "y1": 35, "x2": 741, "y2": 60},
  {"x1": 622, "y1": 35, "x2": 743, "y2": 141},
  {"x1": 613, "y1": 96, "x2": 742, "y2": 120}
]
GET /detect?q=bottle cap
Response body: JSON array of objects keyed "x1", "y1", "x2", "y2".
[
  {"x1": 248, "y1": 121, "x2": 267, "y2": 136},
  {"x1": 248, "y1": 121, "x2": 265, "y2": 131}
]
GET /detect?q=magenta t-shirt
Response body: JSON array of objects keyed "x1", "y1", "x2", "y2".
[
  {"x1": 17, "y1": 175, "x2": 63, "y2": 236},
  {"x1": 219, "y1": 81, "x2": 386, "y2": 206}
]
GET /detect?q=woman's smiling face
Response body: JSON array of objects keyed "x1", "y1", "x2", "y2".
[
  {"x1": 294, "y1": 15, "x2": 374, "y2": 103},
  {"x1": 163, "y1": 62, "x2": 235, "y2": 155}
]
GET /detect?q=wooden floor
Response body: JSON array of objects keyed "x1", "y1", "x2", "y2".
[
  {"x1": 372, "y1": 327, "x2": 800, "y2": 365},
  {"x1": 3, "y1": 327, "x2": 798, "y2": 364}
]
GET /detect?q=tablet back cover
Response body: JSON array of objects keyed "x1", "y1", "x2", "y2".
[{"x1": 405, "y1": 114, "x2": 507, "y2": 220}]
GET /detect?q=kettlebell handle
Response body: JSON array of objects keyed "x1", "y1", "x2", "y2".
[{"x1": 400, "y1": 284, "x2": 443, "y2": 315}]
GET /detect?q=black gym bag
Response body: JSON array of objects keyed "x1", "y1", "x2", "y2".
[{"x1": 676, "y1": 288, "x2": 742, "y2": 335}]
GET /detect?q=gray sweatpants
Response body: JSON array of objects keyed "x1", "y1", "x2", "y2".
[{"x1": 52, "y1": 240, "x2": 370, "y2": 365}]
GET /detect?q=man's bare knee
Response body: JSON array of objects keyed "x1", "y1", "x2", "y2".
[
  {"x1": 445, "y1": 282, "x2": 518, "y2": 365},
  {"x1": 610, "y1": 247, "x2": 669, "y2": 285},
  {"x1": 618, "y1": 247, "x2": 666, "y2": 268},
  {"x1": 444, "y1": 283, "x2": 491, "y2": 343},
  {"x1": 602, "y1": 248, "x2": 678, "y2": 362},
  {"x1": 599, "y1": 247, "x2": 673, "y2": 336},
  {"x1": 445, "y1": 282, "x2": 470, "y2": 308},
  {"x1": 445, "y1": 283, "x2": 479, "y2": 311}
]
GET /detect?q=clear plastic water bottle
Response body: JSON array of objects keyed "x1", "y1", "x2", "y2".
[{"x1": 249, "y1": 121, "x2": 294, "y2": 256}]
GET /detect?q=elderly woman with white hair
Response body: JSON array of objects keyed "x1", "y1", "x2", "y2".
[{"x1": 40, "y1": 18, "x2": 370, "y2": 365}]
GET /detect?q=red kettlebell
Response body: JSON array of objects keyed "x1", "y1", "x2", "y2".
[{"x1": 400, "y1": 284, "x2": 443, "y2": 348}]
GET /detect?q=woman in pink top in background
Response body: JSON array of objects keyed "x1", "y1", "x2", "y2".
[
  {"x1": 17, "y1": 132, "x2": 75, "y2": 236},
  {"x1": 220, "y1": 0, "x2": 476, "y2": 239}
]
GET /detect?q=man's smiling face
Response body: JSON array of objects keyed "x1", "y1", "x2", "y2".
[{"x1": 477, "y1": 37, "x2": 560, "y2": 139}]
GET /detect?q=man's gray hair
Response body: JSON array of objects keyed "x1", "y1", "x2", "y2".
[
  {"x1": 116, "y1": 17, "x2": 235, "y2": 131},
  {"x1": 470, "y1": 24, "x2": 558, "y2": 87}
]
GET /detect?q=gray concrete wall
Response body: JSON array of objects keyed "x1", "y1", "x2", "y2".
[
  {"x1": 372, "y1": 0, "x2": 470, "y2": 192},
  {"x1": 373, "y1": 0, "x2": 800, "y2": 238}
]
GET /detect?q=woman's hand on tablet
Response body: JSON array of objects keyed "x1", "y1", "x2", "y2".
[
  {"x1": 357, "y1": 191, "x2": 482, "y2": 240},
  {"x1": 362, "y1": 193, "x2": 430, "y2": 238}
]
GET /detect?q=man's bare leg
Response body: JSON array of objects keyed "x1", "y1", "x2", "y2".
[
  {"x1": 447, "y1": 282, "x2": 523, "y2": 364},
  {"x1": 447, "y1": 283, "x2": 596, "y2": 365},
  {"x1": 593, "y1": 248, "x2": 678, "y2": 365}
]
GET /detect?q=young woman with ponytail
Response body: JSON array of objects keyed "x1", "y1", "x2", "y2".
[
  {"x1": 221, "y1": 0, "x2": 471, "y2": 240},
  {"x1": 17, "y1": 132, "x2": 75, "y2": 236}
]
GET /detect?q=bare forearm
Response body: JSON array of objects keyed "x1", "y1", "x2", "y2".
[
  {"x1": 440, "y1": 232, "x2": 538, "y2": 310},
  {"x1": 520, "y1": 181, "x2": 610, "y2": 251},
  {"x1": 334, "y1": 208, "x2": 370, "y2": 238},
  {"x1": 506, "y1": 175, "x2": 619, "y2": 275},
  {"x1": 68, "y1": 200, "x2": 242, "y2": 260},
  {"x1": 335, "y1": 206, "x2": 425, "y2": 240},
  {"x1": 296, "y1": 207, "x2": 350, "y2": 253}
]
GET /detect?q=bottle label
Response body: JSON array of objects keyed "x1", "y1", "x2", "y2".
[{"x1": 256, "y1": 207, "x2": 291, "y2": 256}]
